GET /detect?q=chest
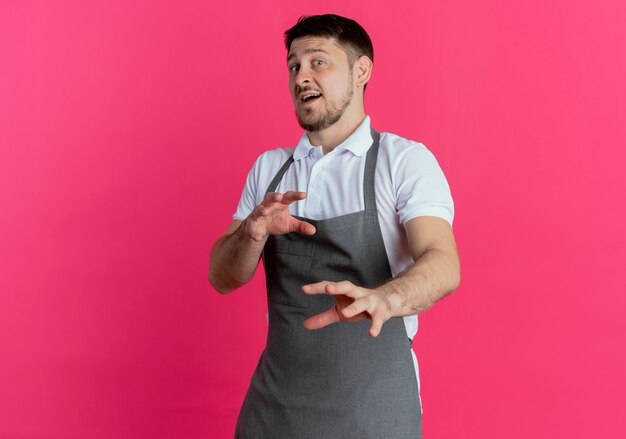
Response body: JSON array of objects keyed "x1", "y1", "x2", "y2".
[{"x1": 265, "y1": 151, "x2": 394, "y2": 221}]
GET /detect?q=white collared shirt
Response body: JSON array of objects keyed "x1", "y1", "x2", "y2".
[{"x1": 234, "y1": 116, "x2": 454, "y2": 411}]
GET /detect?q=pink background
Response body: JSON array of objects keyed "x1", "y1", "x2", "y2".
[{"x1": 1, "y1": 1, "x2": 625, "y2": 438}]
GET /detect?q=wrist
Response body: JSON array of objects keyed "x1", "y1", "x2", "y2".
[
  {"x1": 376, "y1": 284, "x2": 406, "y2": 317},
  {"x1": 240, "y1": 218, "x2": 269, "y2": 245}
]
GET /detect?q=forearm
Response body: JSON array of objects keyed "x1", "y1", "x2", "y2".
[
  {"x1": 209, "y1": 219, "x2": 266, "y2": 294},
  {"x1": 377, "y1": 247, "x2": 460, "y2": 316},
  {"x1": 210, "y1": 192, "x2": 316, "y2": 294}
]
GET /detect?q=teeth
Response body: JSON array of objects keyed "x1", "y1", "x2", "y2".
[{"x1": 303, "y1": 93, "x2": 321, "y2": 102}]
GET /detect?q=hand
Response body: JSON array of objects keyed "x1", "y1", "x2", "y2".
[
  {"x1": 301, "y1": 281, "x2": 395, "y2": 337},
  {"x1": 244, "y1": 191, "x2": 316, "y2": 242}
]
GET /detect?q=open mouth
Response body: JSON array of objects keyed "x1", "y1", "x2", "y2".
[{"x1": 301, "y1": 93, "x2": 322, "y2": 104}]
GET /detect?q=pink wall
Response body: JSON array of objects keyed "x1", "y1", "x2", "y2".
[{"x1": 1, "y1": 1, "x2": 625, "y2": 438}]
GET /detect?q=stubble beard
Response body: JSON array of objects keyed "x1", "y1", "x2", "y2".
[{"x1": 296, "y1": 79, "x2": 355, "y2": 133}]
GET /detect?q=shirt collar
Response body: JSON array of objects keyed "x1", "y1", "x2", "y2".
[{"x1": 293, "y1": 116, "x2": 373, "y2": 161}]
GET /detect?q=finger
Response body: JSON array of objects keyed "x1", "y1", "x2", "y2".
[
  {"x1": 281, "y1": 191, "x2": 307, "y2": 204},
  {"x1": 256, "y1": 197, "x2": 291, "y2": 217},
  {"x1": 324, "y1": 281, "x2": 359, "y2": 299},
  {"x1": 369, "y1": 312, "x2": 385, "y2": 338},
  {"x1": 302, "y1": 281, "x2": 359, "y2": 299},
  {"x1": 341, "y1": 296, "x2": 371, "y2": 319},
  {"x1": 258, "y1": 191, "x2": 305, "y2": 215},
  {"x1": 302, "y1": 281, "x2": 334, "y2": 295},
  {"x1": 291, "y1": 219, "x2": 316, "y2": 235},
  {"x1": 303, "y1": 307, "x2": 340, "y2": 330},
  {"x1": 262, "y1": 192, "x2": 283, "y2": 206}
]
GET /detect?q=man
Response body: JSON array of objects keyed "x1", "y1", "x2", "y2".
[{"x1": 210, "y1": 14, "x2": 460, "y2": 439}]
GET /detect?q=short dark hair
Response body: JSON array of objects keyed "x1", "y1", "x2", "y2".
[{"x1": 284, "y1": 14, "x2": 374, "y2": 67}]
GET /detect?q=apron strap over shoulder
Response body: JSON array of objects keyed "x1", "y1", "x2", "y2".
[
  {"x1": 264, "y1": 126, "x2": 380, "y2": 208},
  {"x1": 265, "y1": 156, "x2": 294, "y2": 195},
  {"x1": 364, "y1": 128, "x2": 380, "y2": 213}
]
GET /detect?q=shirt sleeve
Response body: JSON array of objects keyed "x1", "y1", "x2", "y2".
[
  {"x1": 233, "y1": 154, "x2": 263, "y2": 221},
  {"x1": 394, "y1": 143, "x2": 454, "y2": 227}
]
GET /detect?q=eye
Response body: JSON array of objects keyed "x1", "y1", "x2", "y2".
[
  {"x1": 313, "y1": 59, "x2": 325, "y2": 66},
  {"x1": 289, "y1": 64, "x2": 299, "y2": 73}
]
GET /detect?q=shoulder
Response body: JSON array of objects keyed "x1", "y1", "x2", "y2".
[
  {"x1": 377, "y1": 131, "x2": 454, "y2": 226},
  {"x1": 246, "y1": 146, "x2": 295, "y2": 181},
  {"x1": 244, "y1": 146, "x2": 296, "y2": 193},
  {"x1": 251, "y1": 147, "x2": 295, "y2": 170},
  {"x1": 377, "y1": 132, "x2": 445, "y2": 178},
  {"x1": 233, "y1": 146, "x2": 296, "y2": 221},
  {"x1": 379, "y1": 132, "x2": 435, "y2": 163}
]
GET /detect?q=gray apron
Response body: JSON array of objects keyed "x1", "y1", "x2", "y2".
[{"x1": 235, "y1": 129, "x2": 422, "y2": 438}]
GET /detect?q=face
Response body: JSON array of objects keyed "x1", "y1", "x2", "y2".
[{"x1": 287, "y1": 36, "x2": 356, "y2": 132}]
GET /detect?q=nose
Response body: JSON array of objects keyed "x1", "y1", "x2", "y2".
[{"x1": 294, "y1": 66, "x2": 311, "y2": 87}]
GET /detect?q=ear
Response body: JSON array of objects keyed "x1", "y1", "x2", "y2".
[{"x1": 353, "y1": 55, "x2": 373, "y2": 88}]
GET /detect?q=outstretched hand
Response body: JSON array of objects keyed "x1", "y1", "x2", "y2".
[
  {"x1": 302, "y1": 281, "x2": 395, "y2": 337},
  {"x1": 244, "y1": 191, "x2": 316, "y2": 242}
]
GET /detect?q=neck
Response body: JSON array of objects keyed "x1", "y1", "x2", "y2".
[{"x1": 307, "y1": 109, "x2": 366, "y2": 154}]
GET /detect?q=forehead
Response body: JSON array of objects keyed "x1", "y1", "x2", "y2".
[{"x1": 287, "y1": 36, "x2": 347, "y2": 61}]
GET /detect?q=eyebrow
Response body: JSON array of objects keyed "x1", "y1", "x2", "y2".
[{"x1": 286, "y1": 48, "x2": 330, "y2": 63}]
